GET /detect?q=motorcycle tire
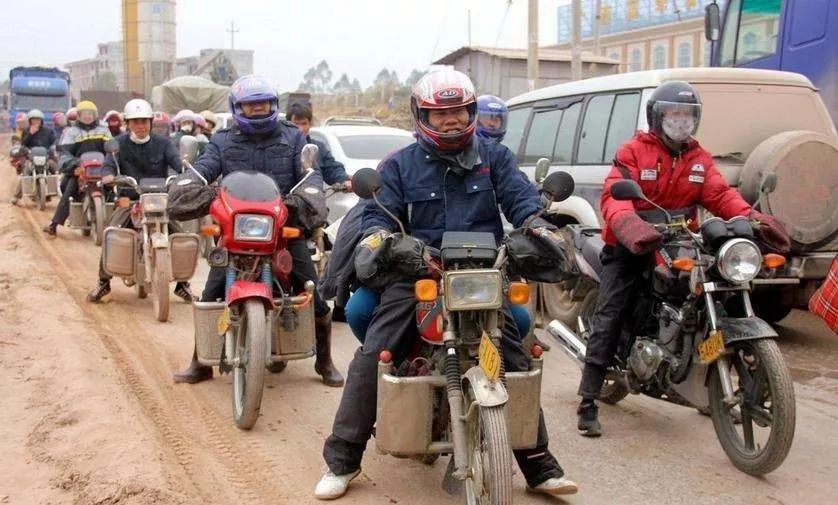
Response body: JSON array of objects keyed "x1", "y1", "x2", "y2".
[
  {"x1": 708, "y1": 339, "x2": 795, "y2": 476},
  {"x1": 464, "y1": 390, "x2": 513, "y2": 505},
  {"x1": 232, "y1": 299, "x2": 267, "y2": 430},
  {"x1": 82, "y1": 195, "x2": 92, "y2": 236},
  {"x1": 137, "y1": 283, "x2": 148, "y2": 299},
  {"x1": 37, "y1": 178, "x2": 47, "y2": 211},
  {"x1": 152, "y1": 248, "x2": 171, "y2": 323},
  {"x1": 93, "y1": 196, "x2": 105, "y2": 246}
]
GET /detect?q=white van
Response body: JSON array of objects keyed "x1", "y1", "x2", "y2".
[{"x1": 503, "y1": 67, "x2": 838, "y2": 323}]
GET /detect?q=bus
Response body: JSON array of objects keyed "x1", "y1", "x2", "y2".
[
  {"x1": 4, "y1": 66, "x2": 72, "y2": 129},
  {"x1": 705, "y1": 0, "x2": 838, "y2": 123}
]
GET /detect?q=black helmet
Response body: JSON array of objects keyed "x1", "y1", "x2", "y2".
[{"x1": 646, "y1": 80, "x2": 702, "y2": 142}]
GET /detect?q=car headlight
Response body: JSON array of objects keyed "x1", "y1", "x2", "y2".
[
  {"x1": 443, "y1": 270, "x2": 503, "y2": 311},
  {"x1": 32, "y1": 155, "x2": 47, "y2": 165},
  {"x1": 234, "y1": 214, "x2": 274, "y2": 242},
  {"x1": 140, "y1": 193, "x2": 168, "y2": 213},
  {"x1": 717, "y1": 238, "x2": 762, "y2": 284}
]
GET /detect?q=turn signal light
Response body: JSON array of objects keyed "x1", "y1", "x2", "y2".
[
  {"x1": 282, "y1": 227, "x2": 301, "y2": 239},
  {"x1": 508, "y1": 282, "x2": 530, "y2": 305},
  {"x1": 201, "y1": 224, "x2": 221, "y2": 236},
  {"x1": 415, "y1": 279, "x2": 438, "y2": 302},
  {"x1": 672, "y1": 257, "x2": 695, "y2": 272},
  {"x1": 763, "y1": 254, "x2": 786, "y2": 269}
]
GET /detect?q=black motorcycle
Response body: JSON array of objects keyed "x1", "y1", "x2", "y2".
[{"x1": 548, "y1": 179, "x2": 795, "y2": 476}]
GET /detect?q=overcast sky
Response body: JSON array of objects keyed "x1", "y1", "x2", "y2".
[{"x1": 0, "y1": 0, "x2": 568, "y2": 91}]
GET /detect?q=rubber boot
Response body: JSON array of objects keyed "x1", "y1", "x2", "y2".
[
  {"x1": 314, "y1": 313, "x2": 344, "y2": 387},
  {"x1": 173, "y1": 348, "x2": 213, "y2": 384}
]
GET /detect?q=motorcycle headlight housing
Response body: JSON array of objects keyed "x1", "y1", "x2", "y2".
[
  {"x1": 139, "y1": 193, "x2": 168, "y2": 213},
  {"x1": 234, "y1": 214, "x2": 274, "y2": 242},
  {"x1": 32, "y1": 155, "x2": 47, "y2": 165},
  {"x1": 443, "y1": 269, "x2": 503, "y2": 311},
  {"x1": 717, "y1": 238, "x2": 762, "y2": 284}
]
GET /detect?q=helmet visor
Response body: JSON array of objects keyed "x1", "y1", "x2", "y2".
[
  {"x1": 477, "y1": 112, "x2": 507, "y2": 134},
  {"x1": 653, "y1": 101, "x2": 701, "y2": 124}
]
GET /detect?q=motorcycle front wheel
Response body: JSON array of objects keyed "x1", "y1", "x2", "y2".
[
  {"x1": 151, "y1": 248, "x2": 171, "y2": 322},
  {"x1": 37, "y1": 177, "x2": 47, "y2": 211},
  {"x1": 93, "y1": 195, "x2": 105, "y2": 246},
  {"x1": 708, "y1": 339, "x2": 796, "y2": 475},
  {"x1": 232, "y1": 299, "x2": 267, "y2": 430},
  {"x1": 464, "y1": 390, "x2": 513, "y2": 505}
]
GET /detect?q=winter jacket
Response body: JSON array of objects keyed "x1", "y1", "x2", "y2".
[
  {"x1": 601, "y1": 131, "x2": 752, "y2": 247},
  {"x1": 103, "y1": 133, "x2": 182, "y2": 198},
  {"x1": 57, "y1": 121, "x2": 112, "y2": 174},
  {"x1": 22, "y1": 126, "x2": 56, "y2": 149},
  {"x1": 307, "y1": 136, "x2": 349, "y2": 185}
]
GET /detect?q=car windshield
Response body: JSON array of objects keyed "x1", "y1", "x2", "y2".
[
  {"x1": 695, "y1": 83, "x2": 833, "y2": 159},
  {"x1": 336, "y1": 134, "x2": 414, "y2": 160},
  {"x1": 220, "y1": 171, "x2": 280, "y2": 202}
]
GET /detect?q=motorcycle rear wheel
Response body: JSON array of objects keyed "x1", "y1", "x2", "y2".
[
  {"x1": 152, "y1": 249, "x2": 171, "y2": 322},
  {"x1": 464, "y1": 394, "x2": 513, "y2": 505},
  {"x1": 232, "y1": 300, "x2": 267, "y2": 430},
  {"x1": 708, "y1": 339, "x2": 795, "y2": 475}
]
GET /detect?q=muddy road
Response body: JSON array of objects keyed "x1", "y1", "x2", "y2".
[{"x1": 1, "y1": 144, "x2": 836, "y2": 504}]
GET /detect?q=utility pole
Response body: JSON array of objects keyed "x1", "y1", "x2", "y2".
[
  {"x1": 593, "y1": 0, "x2": 602, "y2": 56},
  {"x1": 527, "y1": 0, "x2": 539, "y2": 91},
  {"x1": 571, "y1": 0, "x2": 582, "y2": 81},
  {"x1": 226, "y1": 21, "x2": 240, "y2": 50}
]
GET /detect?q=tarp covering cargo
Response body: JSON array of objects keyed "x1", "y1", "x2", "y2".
[{"x1": 151, "y1": 76, "x2": 229, "y2": 114}]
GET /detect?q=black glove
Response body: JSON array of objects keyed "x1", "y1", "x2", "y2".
[
  {"x1": 167, "y1": 172, "x2": 216, "y2": 221},
  {"x1": 61, "y1": 157, "x2": 79, "y2": 175},
  {"x1": 354, "y1": 229, "x2": 427, "y2": 290}
]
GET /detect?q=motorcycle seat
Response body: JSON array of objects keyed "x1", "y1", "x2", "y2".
[{"x1": 569, "y1": 226, "x2": 605, "y2": 274}]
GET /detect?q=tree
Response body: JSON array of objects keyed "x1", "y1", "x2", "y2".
[
  {"x1": 298, "y1": 60, "x2": 334, "y2": 93},
  {"x1": 332, "y1": 73, "x2": 353, "y2": 94},
  {"x1": 405, "y1": 69, "x2": 426, "y2": 87},
  {"x1": 91, "y1": 71, "x2": 118, "y2": 91}
]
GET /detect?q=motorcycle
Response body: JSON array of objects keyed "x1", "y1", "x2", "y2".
[
  {"x1": 66, "y1": 152, "x2": 113, "y2": 245},
  {"x1": 349, "y1": 167, "x2": 574, "y2": 505},
  {"x1": 101, "y1": 138, "x2": 200, "y2": 322},
  {"x1": 309, "y1": 181, "x2": 352, "y2": 277},
  {"x1": 191, "y1": 144, "x2": 321, "y2": 430},
  {"x1": 174, "y1": 135, "x2": 216, "y2": 261},
  {"x1": 547, "y1": 178, "x2": 796, "y2": 476},
  {"x1": 20, "y1": 146, "x2": 60, "y2": 211}
]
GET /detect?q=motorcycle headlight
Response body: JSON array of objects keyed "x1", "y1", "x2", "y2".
[
  {"x1": 140, "y1": 193, "x2": 168, "y2": 213},
  {"x1": 443, "y1": 270, "x2": 503, "y2": 311},
  {"x1": 717, "y1": 238, "x2": 762, "y2": 284},
  {"x1": 234, "y1": 214, "x2": 274, "y2": 242},
  {"x1": 32, "y1": 155, "x2": 47, "y2": 165}
]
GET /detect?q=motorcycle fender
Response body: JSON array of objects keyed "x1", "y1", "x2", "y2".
[
  {"x1": 151, "y1": 231, "x2": 169, "y2": 249},
  {"x1": 463, "y1": 366, "x2": 508, "y2": 408},
  {"x1": 227, "y1": 281, "x2": 275, "y2": 309},
  {"x1": 717, "y1": 316, "x2": 778, "y2": 344}
]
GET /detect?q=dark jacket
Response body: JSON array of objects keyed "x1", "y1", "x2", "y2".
[
  {"x1": 319, "y1": 201, "x2": 366, "y2": 300},
  {"x1": 363, "y1": 137, "x2": 540, "y2": 249},
  {"x1": 308, "y1": 136, "x2": 349, "y2": 185},
  {"x1": 57, "y1": 121, "x2": 112, "y2": 174},
  {"x1": 22, "y1": 126, "x2": 56, "y2": 149},
  {"x1": 104, "y1": 133, "x2": 182, "y2": 198},
  {"x1": 193, "y1": 122, "x2": 322, "y2": 194}
]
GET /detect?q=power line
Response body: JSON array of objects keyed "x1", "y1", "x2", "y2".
[{"x1": 226, "y1": 21, "x2": 240, "y2": 50}]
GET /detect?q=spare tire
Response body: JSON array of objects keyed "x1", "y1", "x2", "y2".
[{"x1": 739, "y1": 131, "x2": 838, "y2": 252}]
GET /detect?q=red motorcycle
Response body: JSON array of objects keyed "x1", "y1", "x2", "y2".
[
  {"x1": 192, "y1": 167, "x2": 319, "y2": 430},
  {"x1": 67, "y1": 152, "x2": 112, "y2": 245}
]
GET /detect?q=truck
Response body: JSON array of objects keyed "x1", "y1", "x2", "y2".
[
  {"x1": 4, "y1": 66, "x2": 72, "y2": 129},
  {"x1": 705, "y1": 0, "x2": 838, "y2": 124}
]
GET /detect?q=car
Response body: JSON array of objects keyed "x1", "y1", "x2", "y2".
[
  {"x1": 503, "y1": 67, "x2": 838, "y2": 324},
  {"x1": 309, "y1": 124, "x2": 415, "y2": 223},
  {"x1": 323, "y1": 116, "x2": 382, "y2": 127}
]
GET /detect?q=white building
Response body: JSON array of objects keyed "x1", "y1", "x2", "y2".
[{"x1": 65, "y1": 41, "x2": 125, "y2": 99}]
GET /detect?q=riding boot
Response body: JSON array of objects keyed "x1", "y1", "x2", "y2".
[
  {"x1": 173, "y1": 347, "x2": 213, "y2": 384},
  {"x1": 314, "y1": 313, "x2": 344, "y2": 387}
]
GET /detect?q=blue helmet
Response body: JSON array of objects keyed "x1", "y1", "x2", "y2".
[
  {"x1": 475, "y1": 95, "x2": 508, "y2": 142},
  {"x1": 229, "y1": 75, "x2": 279, "y2": 134}
]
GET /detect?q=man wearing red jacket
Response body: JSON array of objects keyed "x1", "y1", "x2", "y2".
[{"x1": 576, "y1": 80, "x2": 790, "y2": 436}]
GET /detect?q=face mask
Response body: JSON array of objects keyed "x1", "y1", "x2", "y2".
[
  {"x1": 661, "y1": 116, "x2": 695, "y2": 142},
  {"x1": 130, "y1": 132, "x2": 150, "y2": 144},
  {"x1": 181, "y1": 124, "x2": 193, "y2": 134}
]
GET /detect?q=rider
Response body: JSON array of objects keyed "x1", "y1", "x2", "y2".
[
  {"x1": 172, "y1": 75, "x2": 344, "y2": 388},
  {"x1": 66, "y1": 107, "x2": 78, "y2": 127},
  {"x1": 104, "y1": 110, "x2": 123, "y2": 137},
  {"x1": 11, "y1": 109, "x2": 57, "y2": 205},
  {"x1": 575, "y1": 80, "x2": 791, "y2": 437},
  {"x1": 151, "y1": 111, "x2": 171, "y2": 138},
  {"x1": 42, "y1": 100, "x2": 112, "y2": 236},
  {"x1": 199, "y1": 110, "x2": 217, "y2": 134},
  {"x1": 315, "y1": 69, "x2": 577, "y2": 500},
  {"x1": 52, "y1": 112, "x2": 68, "y2": 143},
  {"x1": 87, "y1": 98, "x2": 197, "y2": 304},
  {"x1": 286, "y1": 102, "x2": 350, "y2": 186},
  {"x1": 475, "y1": 94, "x2": 508, "y2": 142},
  {"x1": 12, "y1": 112, "x2": 27, "y2": 143},
  {"x1": 170, "y1": 109, "x2": 196, "y2": 145}
]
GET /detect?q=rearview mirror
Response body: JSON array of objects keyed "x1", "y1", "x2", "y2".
[
  {"x1": 705, "y1": 2, "x2": 720, "y2": 41},
  {"x1": 179, "y1": 135, "x2": 199, "y2": 164},
  {"x1": 352, "y1": 168, "x2": 381, "y2": 200},
  {"x1": 534, "y1": 158, "x2": 550, "y2": 184},
  {"x1": 610, "y1": 180, "x2": 645, "y2": 201},
  {"x1": 541, "y1": 171, "x2": 575, "y2": 203},
  {"x1": 301, "y1": 143, "x2": 319, "y2": 171},
  {"x1": 104, "y1": 138, "x2": 120, "y2": 155}
]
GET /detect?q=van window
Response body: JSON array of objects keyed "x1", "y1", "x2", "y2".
[
  {"x1": 553, "y1": 101, "x2": 581, "y2": 163},
  {"x1": 523, "y1": 109, "x2": 562, "y2": 163},
  {"x1": 604, "y1": 93, "x2": 640, "y2": 161},
  {"x1": 577, "y1": 94, "x2": 615, "y2": 164},
  {"x1": 501, "y1": 107, "x2": 531, "y2": 157}
]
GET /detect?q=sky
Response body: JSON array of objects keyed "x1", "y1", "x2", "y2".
[{"x1": 0, "y1": 0, "x2": 568, "y2": 91}]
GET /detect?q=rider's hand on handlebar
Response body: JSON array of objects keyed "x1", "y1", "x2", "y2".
[
  {"x1": 333, "y1": 180, "x2": 352, "y2": 193},
  {"x1": 102, "y1": 174, "x2": 115, "y2": 185},
  {"x1": 612, "y1": 213, "x2": 663, "y2": 255},
  {"x1": 750, "y1": 210, "x2": 791, "y2": 254}
]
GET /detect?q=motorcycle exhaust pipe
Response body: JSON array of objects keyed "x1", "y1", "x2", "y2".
[{"x1": 547, "y1": 320, "x2": 587, "y2": 368}]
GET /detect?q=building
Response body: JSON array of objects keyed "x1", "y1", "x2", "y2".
[
  {"x1": 122, "y1": 0, "x2": 177, "y2": 96},
  {"x1": 551, "y1": 0, "x2": 727, "y2": 72},
  {"x1": 432, "y1": 46, "x2": 620, "y2": 99},
  {"x1": 65, "y1": 41, "x2": 126, "y2": 100},
  {"x1": 174, "y1": 48, "x2": 254, "y2": 85}
]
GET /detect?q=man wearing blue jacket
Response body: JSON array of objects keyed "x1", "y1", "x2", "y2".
[{"x1": 315, "y1": 70, "x2": 577, "y2": 500}]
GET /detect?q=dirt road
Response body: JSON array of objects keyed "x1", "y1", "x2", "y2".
[{"x1": 1, "y1": 143, "x2": 836, "y2": 504}]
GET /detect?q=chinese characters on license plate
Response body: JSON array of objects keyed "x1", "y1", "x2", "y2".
[{"x1": 698, "y1": 330, "x2": 725, "y2": 364}]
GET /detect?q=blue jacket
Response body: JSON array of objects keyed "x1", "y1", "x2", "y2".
[
  {"x1": 363, "y1": 138, "x2": 540, "y2": 249},
  {"x1": 308, "y1": 136, "x2": 349, "y2": 185},
  {"x1": 193, "y1": 121, "x2": 322, "y2": 194}
]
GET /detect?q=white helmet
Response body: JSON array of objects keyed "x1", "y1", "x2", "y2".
[
  {"x1": 26, "y1": 109, "x2": 44, "y2": 121},
  {"x1": 123, "y1": 99, "x2": 154, "y2": 120},
  {"x1": 173, "y1": 109, "x2": 196, "y2": 125}
]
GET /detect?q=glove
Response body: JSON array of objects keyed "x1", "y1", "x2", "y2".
[
  {"x1": 524, "y1": 214, "x2": 558, "y2": 231},
  {"x1": 750, "y1": 210, "x2": 791, "y2": 254},
  {"x1": 333, "y1": 180, "x2": 352, "y2": 193},
  {"x1": 611, "y1": 212, "x2": 663, "y2": 255}
]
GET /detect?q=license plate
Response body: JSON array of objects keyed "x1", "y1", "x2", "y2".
[
  {"x1": 478, "y1": 331, "x2": 501, "y2": 381},
  {"x1": 698, "y1": 330, "x2": 725, "y2": 364},
  {"x1": 217, "y1": 307, "x2": 231, "y2": 335}
]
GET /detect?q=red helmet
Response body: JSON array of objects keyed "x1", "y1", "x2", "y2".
[
  {"x1": 104, "y1": 110, "x2": 121, "y2": 123},
  {"x1": 152, "y1": 110, "x2": 170, "y2": 126},
  {"x1": 53, "y1": 112, "x2": 67, "y2": 127},
  {"x1": 410, "y1": 69, "x2": 477, "y2": 151},
  {"x1": 66, "y1": 107, "x2": 78, "y2": 121},
  {"x1": 14, "y1": 112, "x2": 26, "y2": 125}
]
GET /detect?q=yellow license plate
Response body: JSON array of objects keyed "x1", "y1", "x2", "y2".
[
  {"x1": 478, "y1": 331, "x2": 501, "y2": 381},
  {"x1": 217, "y1": 307, "x2": 231, "y2": 335},
  {"x1": 698, "y1": 330, "x2": 725, "y2": 364}
]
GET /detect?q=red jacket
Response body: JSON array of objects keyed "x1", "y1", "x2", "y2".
[{"x1": 601, "y1": 131, "x2": 751, "y2": 246}]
